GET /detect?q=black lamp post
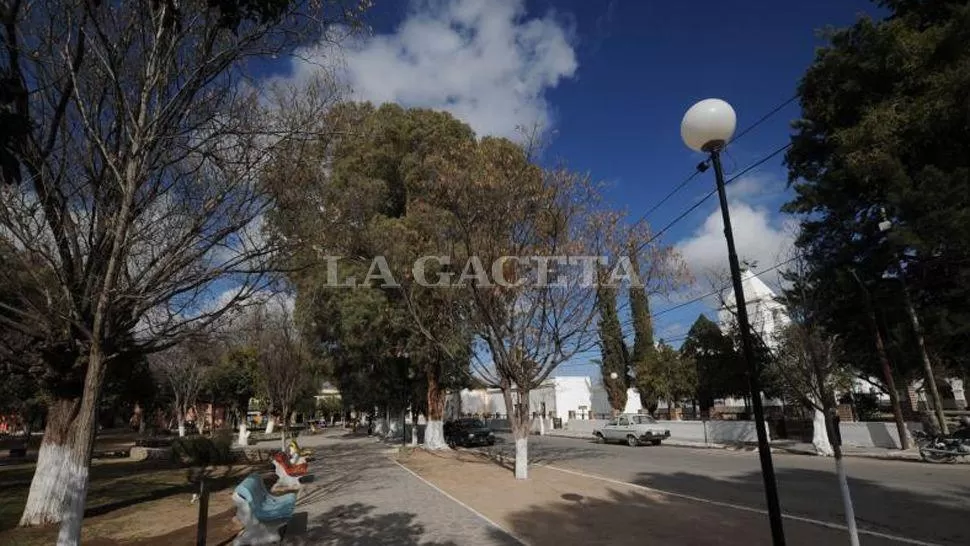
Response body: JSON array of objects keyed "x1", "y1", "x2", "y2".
[{"x1": 681, "y1": 98, "x2": 786, "y2": 545}]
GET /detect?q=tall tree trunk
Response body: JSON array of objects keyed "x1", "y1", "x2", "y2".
[
  {"x1": 853, "y1": 270, "x2": 911, "y2": 449},
  {"x1": 280, "y1": 406, "x2": 290, "y2": 452},
  {"x1": 19, "y1": 397, "x2": 81, "y2": 527},
  {"x1": 502, "y1": 386, "x2": 530, "y2": 480},
  {"x1": 903, "y1": 292, "x2": 948, "y2": 435},
  {"x1": 424, "y1": 373, "x2": 447, "y2": 450},
  {"x1": 57, "y1": 345, "x2": 108, "y2": 546},
  {"x1": 265, "y1": 414, "x2": 276, "y2": 435}
]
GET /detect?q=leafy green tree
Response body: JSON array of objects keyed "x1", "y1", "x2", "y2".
[
  {"x1": 595, "y1": 267, "x2": 629, "y2": 415},
  {"x1": 637, "y1": 341, "x2": 696, "y2": 418},
  {"x1": 206, "y1": 346, "x2": 258, "y2": 429},
  {"x1": 629, "y1": 253, "x2": 658, "y2": 413},
  {"x1": 264, "y1": 103, "x2": 475, "y2": 449},
  {"x1": 785, "y1": 0, "x2": 970, "y2": 425},
  {"x1": 680, "y1": 314, "x2": 744, "y2": 413}
]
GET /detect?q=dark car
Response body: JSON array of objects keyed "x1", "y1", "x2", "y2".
[{"x1": 444, "y1": 418, "x2": 496, "y2": 448}]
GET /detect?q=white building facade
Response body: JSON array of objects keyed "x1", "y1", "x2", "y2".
[{"x1": 446, "y1": 376, "x2": 642, "y2": 424}]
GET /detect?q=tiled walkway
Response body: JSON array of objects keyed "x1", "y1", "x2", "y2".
[{"x1": 282, "y1": 433, "x2": 520, "y2": 545}]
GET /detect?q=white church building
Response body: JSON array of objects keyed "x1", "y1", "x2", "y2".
[{"x1": 716, "y1": 269, "x2": 965, "y2": 411}]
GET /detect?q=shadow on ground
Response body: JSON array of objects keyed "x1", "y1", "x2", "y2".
[
  {"x1": 295, "y1": 442, "x2": 393, "y2": 508},
  {"x1": 626, "y1": 467, "x2": 970, "y2": 545},
  {"x1": 285, "y1": 503, "x2": 462, "y2": 545},
  {"x1": 476, "y1": 440, "x2": 614, "y2": 470}
]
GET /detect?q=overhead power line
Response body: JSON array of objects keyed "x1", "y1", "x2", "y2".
[
  {"x1": 625, "y1": 95, "x2": 798, "y2": 232},
  {"x1": 627, "y1": 142, "x2": 794, "y2": 260}
]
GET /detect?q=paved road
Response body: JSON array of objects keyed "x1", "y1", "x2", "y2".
[
  {"x1": 283, "y1": 433, "x2": 519, "y2": 545},
  {"x1": 485, "y1": 433, "x2": 970, "y2": 546}
]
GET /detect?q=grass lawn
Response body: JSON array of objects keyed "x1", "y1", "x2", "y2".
[{"x1": 0, "y1": 458, "x2": 263, "y2": 545}]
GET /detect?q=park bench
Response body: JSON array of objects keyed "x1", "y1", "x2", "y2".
[
  {"x1": 270, "y1": 451, "x2": 308, "y2": 489},
  {"x1": 231, "y1": 473, "x2": 296, "y2": 545},
  {"x1": 287, "y1": 439, "x2": 313, "y2": 465}
]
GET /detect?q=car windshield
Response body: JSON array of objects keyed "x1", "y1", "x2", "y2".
[
  {"x1": 630, "y1": 415, "x2": 657, "y2": 424},
  {"x1": 460, "y1": 419, "x2": 486, "y2": 428}
]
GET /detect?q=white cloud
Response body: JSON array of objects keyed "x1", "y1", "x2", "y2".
[
  {"x1": 677, "y1": 200, "x2": 797, "y2": 291},
  {"x1": 286, "y1": 0, "x2": 578, "y2": 139}
]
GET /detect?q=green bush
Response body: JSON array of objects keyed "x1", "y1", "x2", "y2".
[
  {"x1": 852, "y1": 392, "x2": 881, "y2": 421},
  {"x1": 171, "y1": 435, "x2": 234, "y2": 466}
]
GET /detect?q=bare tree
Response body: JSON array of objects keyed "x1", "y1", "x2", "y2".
[
  {"x1": 150, "y1": 344, "x2": 210, "y2": 437},
  {"x1": 252, "y1": 298, "x2": 314, "y2": 451},
  {"x1": 718, "y1": 258, "x2": 860, "y2": 545},
  {"x1": 774, "y1": 323, "x2": 859, "y2": 545},
  {"x1": 0, "y1": 0, "x2": 363, "y2": 539}
]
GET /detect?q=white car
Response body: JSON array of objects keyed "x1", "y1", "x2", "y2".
[{"x1": 593, "y1": 413, "x2": 670, "y2": 447}]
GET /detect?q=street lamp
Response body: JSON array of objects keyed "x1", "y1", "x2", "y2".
[
  {"x1": 681, "y1": 98, "x2": 786, "y2": 546},
  {"x1": 609, "y1": 372, "x2": 618, "y2": 380}
]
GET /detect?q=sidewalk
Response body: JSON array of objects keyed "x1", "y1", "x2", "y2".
[
  {"x1": 283, "y1": 432, "x2": 520, "y2": 545},
  {"x1": 396, "y1": 448, "x2": 901, "y2": 546},
  {"x1": 541, "y1": 430, "x2": 945, "y2": 462}
]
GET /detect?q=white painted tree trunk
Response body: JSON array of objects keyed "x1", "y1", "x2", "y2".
[
  {"x1": 19, "y1": 443, "x2": 72, "y2": 526},
  {"x1": 812, "y1": 408, "x2": 834, "y2": 457},
  {"x1": 538, "y1": 416, "x2": 546, "y2": 435},
  {"x1": 835, "y1": 456, "x2": 860, "y2": 546},
  {"x1": 265, "y1": 416, "x2": 276, "y2": 435},
  {"x1": 55, "y1": 451, "x2": 90, "y2": 545},
  {"x1": 178, "y1": 420, "x2": 186, "y2": 438},
  {"x1": 410, "y1": 414, "x2": 418, "y2": 446},
  {"x1": 424, "y1": 420, "x2": 447, "y2": 450},
  {"x1": 514, "y1": 437, "x2": 528, "y2": 480},
  {"x1": 56, "y1": 344, "x2": 106, "y2": 546},
  {"x1": 237, "y1": 423, "x2": 250, "y2": 447}
]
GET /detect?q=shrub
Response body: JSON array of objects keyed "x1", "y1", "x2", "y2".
[
  {"x1": 171, "y1": 435, "x2": 234, "y2": 466},
  {"x1": 852, "y1": 392, "x2": 881, "y2": 421}
]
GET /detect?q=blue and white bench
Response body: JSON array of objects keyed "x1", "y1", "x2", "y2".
[{"x1": 232, "y1": 473, "x2": 297, "y2": 545}]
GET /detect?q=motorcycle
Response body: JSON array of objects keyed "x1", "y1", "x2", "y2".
[{"x1": 913, "y1": 430, "x2": 970, "y2": 463}]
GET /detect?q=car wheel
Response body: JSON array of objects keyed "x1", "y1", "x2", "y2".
[
  {"x1": 594, "y1": 433, "x2": 605, "y2": 444},
  {"x1": 626, "y1": 435, "x2": 640, "y2": 447},
  {"x1": 651, "y1": 439, "x2": 662, "y2": 446}
]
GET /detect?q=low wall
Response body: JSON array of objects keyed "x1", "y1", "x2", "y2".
[
  {"x1": 561, "y1": 419, "x2": 764, "y2": 443},
  {"x1": 563, "y1": 418, "x2": 924, "y2": 449},
  {"x1": 838, "y1": 421, "x2": 922, "y2": 449}
]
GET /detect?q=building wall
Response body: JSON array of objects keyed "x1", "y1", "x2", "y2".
[{"x1": 447, "y1": 377, "x2": 645, "y2": 423}]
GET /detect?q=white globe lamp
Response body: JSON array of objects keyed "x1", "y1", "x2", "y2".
[{"x1": 680, "y1": 98, "x2": 737, "y2": 153}]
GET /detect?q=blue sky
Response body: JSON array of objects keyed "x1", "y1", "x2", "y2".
[{"x1": 271, "y1": 0, "x2": 883, "y2": 377}]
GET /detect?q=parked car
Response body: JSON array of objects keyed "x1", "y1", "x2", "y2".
[
  {"x1": 593, "y1": 414, "x2": 670, "y2": 447},
  {"x1": 444, "y1": 418, "x2": 496, "y2": 448}
]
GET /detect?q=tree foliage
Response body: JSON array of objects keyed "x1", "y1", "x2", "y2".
[
  {"x1": 785, "y1": 0, "x2": 970, "y2": 384},
  {"x1": 0, "y1": 0, "x2": 366, "y2": 533},
  {"x1": 636, "y1": 341, "x2": 696, "y2": 415},
  {"x1": 595, "y1": 267, "x2": 629, "y2": 413},
  {"x1": 264, "y1": 103, "x2": 475, "y2": 422},
  {"x1": 680, "y1": 314, "x2": 744, "y2": 411}
]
